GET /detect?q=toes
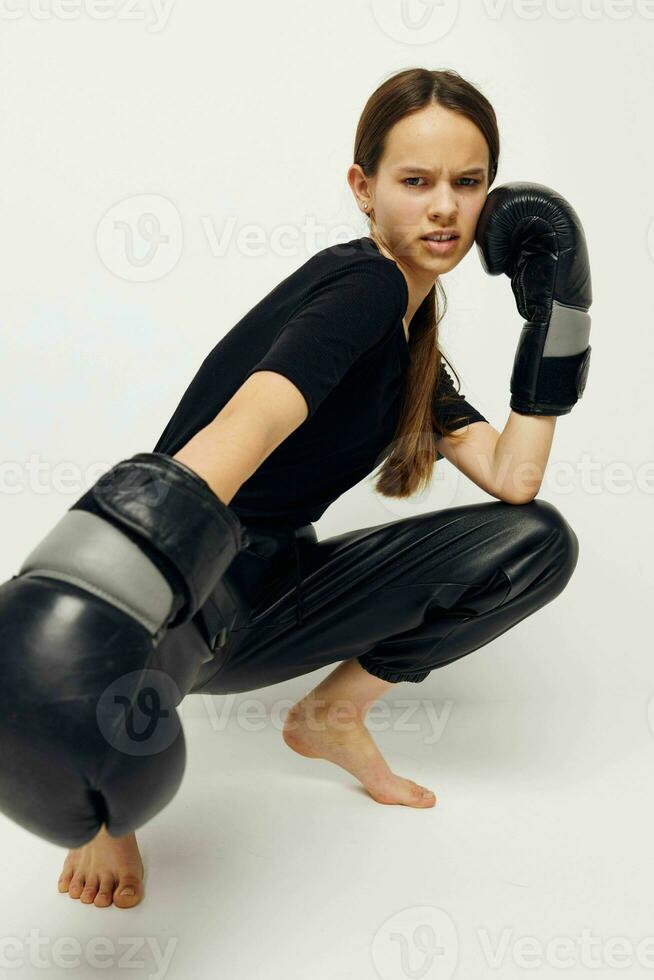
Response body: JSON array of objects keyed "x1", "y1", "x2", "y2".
[
  {"x1": 113, "y1": 874, "x2": 143, "y2": 908},
  {"x1": 57, "y1": 870, "x2": 74, "y2": 893},
  {"x1": 67, "y1": 872, "x2": 86, "y2": 898},
  {"x1": 415, "y1": 784, "x2": 437, "y2": 805},
  {"x1": 80, "y1": 873, "x2": 100, "y2": 904},
  {"x1": 94, "y1": 873, "x2": 116, "y2": 907}
]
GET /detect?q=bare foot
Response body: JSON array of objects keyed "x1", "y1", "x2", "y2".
[
  {"x1": 282, "y1": 697, "x2": 436, "y2": 808},
  {"x1": 57, "y1": 823, "x2": 145, "y2": 908}
]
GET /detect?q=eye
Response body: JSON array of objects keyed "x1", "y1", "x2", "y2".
[{"x1": 402, "y1": 176, "x2": 481, "y2": 188}]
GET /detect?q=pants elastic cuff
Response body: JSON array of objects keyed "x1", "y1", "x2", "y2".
[{"x1": 356, "y1": 657, "x2": 430, "y2": 684}]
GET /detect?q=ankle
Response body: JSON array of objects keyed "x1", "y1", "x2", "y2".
[{"x1": 294, "y1": 696, "x2": 366, "y2": 735}]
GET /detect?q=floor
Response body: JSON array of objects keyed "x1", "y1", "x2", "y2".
[{"x1": 2, "y1": 694, "x2": 653, "y2": 979}]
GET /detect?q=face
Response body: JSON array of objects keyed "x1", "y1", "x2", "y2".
[{"x1": 349, "y1": 103, "x2": 490, "y2": 277}]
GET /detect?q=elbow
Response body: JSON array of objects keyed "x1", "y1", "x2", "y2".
[
  {"x1": 496, "y1": 488, "x2": 540, "y2": 505},
  {"x1": 492, "y1": 476, "x2": 541, "y2": 505},
  {"x1": 491, "y1": 460, "x2": 542, "y2": 505}
]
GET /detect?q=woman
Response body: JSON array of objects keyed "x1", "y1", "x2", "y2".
[{"x1": 58, "y1": 67, "x2": 587, "y2": 907}]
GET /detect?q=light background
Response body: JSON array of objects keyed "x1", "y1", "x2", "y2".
[
  {"x1": 1, "y1": 3, "x2": 653, "y2": 976},
  {"x1": 2, "y1": 2, "x2": 651, "y2": 704}
]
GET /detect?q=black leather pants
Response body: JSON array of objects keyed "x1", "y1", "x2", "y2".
[{"x1": 157, "y1": 498, "x2": 579, "y2": 697}]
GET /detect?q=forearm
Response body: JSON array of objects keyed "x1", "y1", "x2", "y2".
[
  {"x1": 492, "y1": 410, "x2": 556, "y2": 503},
  {"x1": 172, "y1": 412, "x2": 277, "y2": 506}
]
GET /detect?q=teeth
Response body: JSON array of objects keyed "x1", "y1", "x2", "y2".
[{"x1": 427, "y1": 235, "x2": 455, "y2": 241}]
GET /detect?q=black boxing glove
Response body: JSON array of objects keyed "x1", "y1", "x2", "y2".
[
  {"x1": 0, "y1": 452, "x2": 249, "y2": 848},
  {"x1": 475, "y1": 181, "x2": 592, "y2": 416}
]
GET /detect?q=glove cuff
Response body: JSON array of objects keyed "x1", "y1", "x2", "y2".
[
  {"x1": 18, "y1": 453, "x2": 250, "y2": 634},
  {"x1": 510, "y1": 344, "x2": 591, "y2": 415},
  {"x1": 86, "y1": 453, "x2": 249, "y2": 626}
]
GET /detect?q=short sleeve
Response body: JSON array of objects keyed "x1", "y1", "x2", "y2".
[
  {"x1": 242, "y1": 261, "x2": 406, "y2": 418},
  {"x1": 433, "y1": 363, "x2": 488, "y2": 459}
]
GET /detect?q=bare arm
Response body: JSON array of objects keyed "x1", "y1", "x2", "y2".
[
  {"x1": 491, "y1": 411, "x2": 556, "y2": 502},
  {"x1": 172, "y1": 370, "x2": 309, "y2": 504},
  {"x1": 434, "y1": 411, "x2": 556, "y2": 504}
]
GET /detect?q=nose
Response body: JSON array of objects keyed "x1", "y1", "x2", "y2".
[{"x1": 427, "y1": 182, "x2": 459, "y2": 223}]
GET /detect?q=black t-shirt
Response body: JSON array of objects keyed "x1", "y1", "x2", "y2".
[{"x1": 152, "y1": 236, "x2": 487, "y2": 527}]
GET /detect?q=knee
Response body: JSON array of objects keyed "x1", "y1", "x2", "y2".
[{"x1": 519, "y1": 498, "x2": 580, "y2": 585}]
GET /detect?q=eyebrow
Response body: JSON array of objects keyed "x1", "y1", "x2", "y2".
[{"x1": 393, "y1": 164, "x2": 486, "y2": 176}]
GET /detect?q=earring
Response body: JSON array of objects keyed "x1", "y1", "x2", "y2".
[{"x1": 363, "y1": 203, "x2": 368, "y2": 210}]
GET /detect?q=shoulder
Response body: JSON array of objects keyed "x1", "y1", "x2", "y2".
[{"x1": 304, "y1": 237, "x2": 409, "y2": 319}]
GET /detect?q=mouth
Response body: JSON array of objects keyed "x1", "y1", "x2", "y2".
[{"x1": 421, "y1": 233, "x2": 459, "y2": 255}]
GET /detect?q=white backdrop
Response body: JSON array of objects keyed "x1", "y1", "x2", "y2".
[{"x1": 1, "y1": 0, "x2": 652, "y2": 714}]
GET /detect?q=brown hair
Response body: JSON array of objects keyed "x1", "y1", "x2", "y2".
[{"x1": 353, "y1": 67, "x2": 500, "y2": 498}]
